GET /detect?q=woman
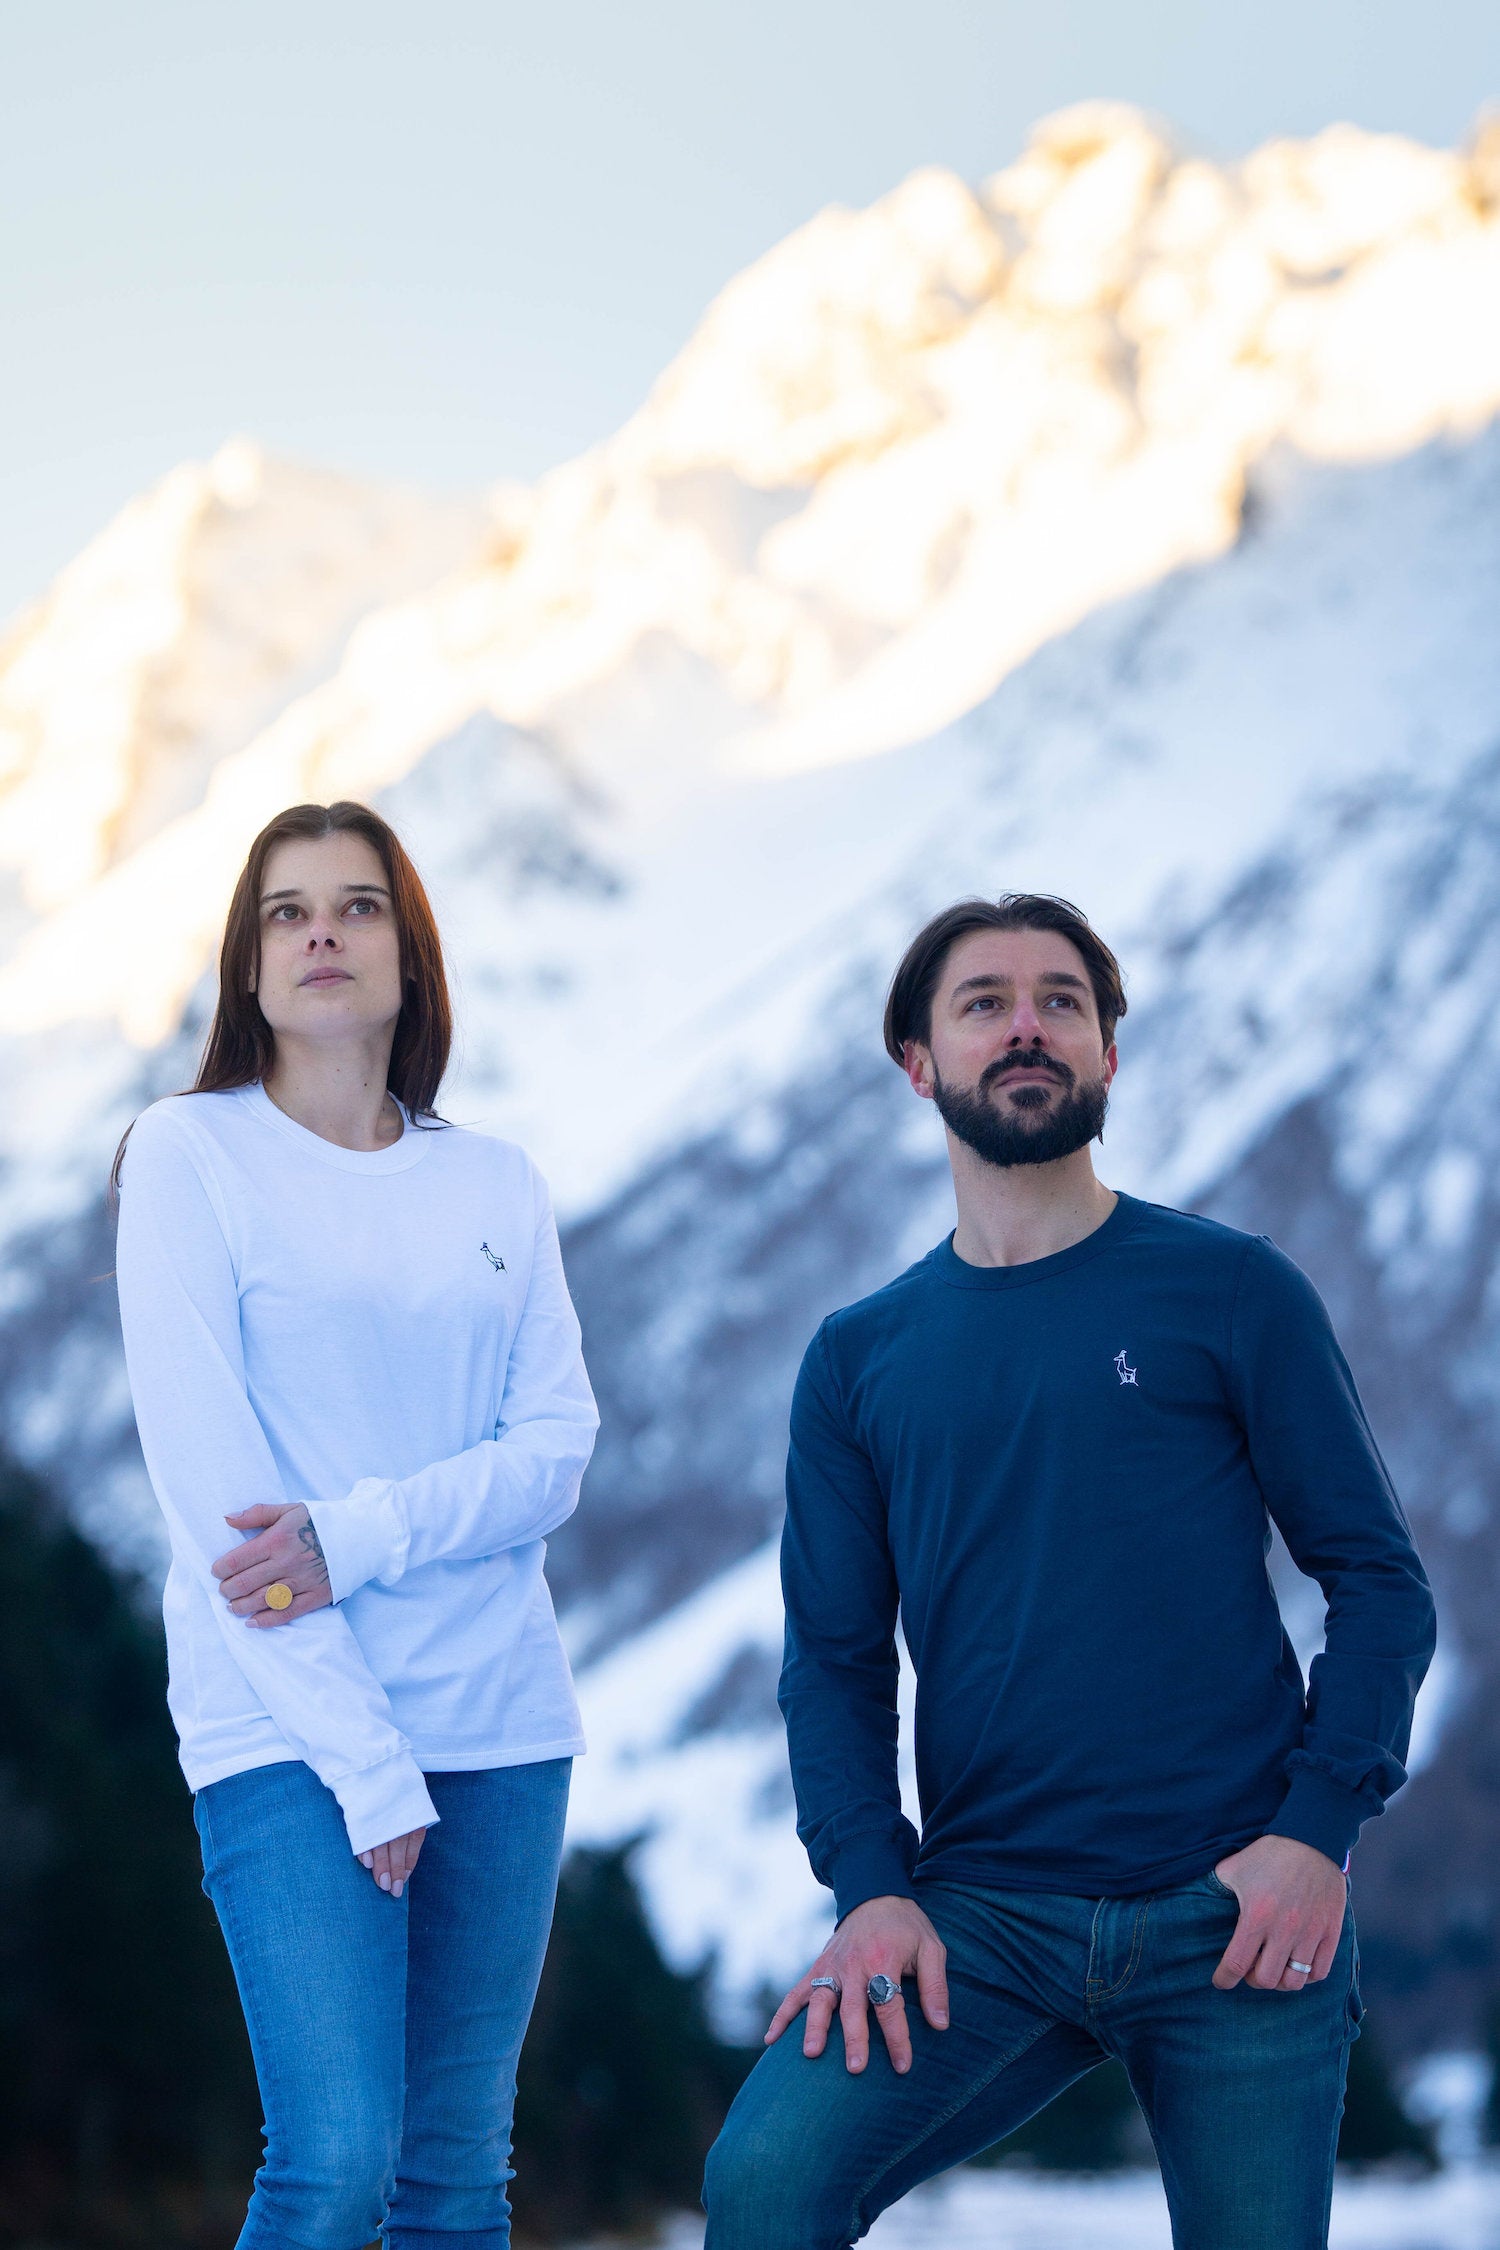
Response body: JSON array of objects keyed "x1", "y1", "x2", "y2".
[{"x1": 113, "y1": 799, "x2": 597, "y2": 2248}]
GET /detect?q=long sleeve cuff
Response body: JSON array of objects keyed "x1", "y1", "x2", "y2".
[
  {"x1": 831, "y1": 1832, "x2": 921, "y2": 1924},
  {"x1": 1265, "y1": 1767, "x2": 1364, "y2": 1870},
  {"x1": 307, "y1": 1478, "x2": 410, "y2": 1603},
  {"x1": 333, "y1": 1748, "x2": 440, "y2": 1857}
]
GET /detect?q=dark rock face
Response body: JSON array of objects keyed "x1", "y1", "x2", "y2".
[
  {"x1": 555, "y1": 1072, "x2": 1500, "y2": 2056},
  {"x1": 1203, "y1": 1100, "x2": 1500, "y2": 2056},
  {"x1": 550, "y1": 750, "x2": 1500, "y2": 2054},
  {"x1": 553, "y1": 1041, "x2": 946, "y2": 1659}
]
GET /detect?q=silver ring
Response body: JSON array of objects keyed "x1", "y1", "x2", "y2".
[
  {"x1": 866, "y1": 1973, "x2": 901, "y2": 2008},
  {"x1": 1288, "y1": 1960, "x2": 1313, "y2": 1976},
  {"x1": 809, "y1": 1975, "x2": 842, "y2": 1999}
]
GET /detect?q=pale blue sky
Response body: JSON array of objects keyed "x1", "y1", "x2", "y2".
[{"x1": 3, "y1": 0, "x2": 1497, "y2": 624}]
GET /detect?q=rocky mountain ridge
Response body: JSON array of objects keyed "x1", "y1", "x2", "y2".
[{"x1": 4, "y1": 103, "x2": 1500, "y2": 2050}]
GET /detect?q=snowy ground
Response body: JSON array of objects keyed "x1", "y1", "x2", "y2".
[{"x1": 599, "y1": 2165, "x2": 1500, "y2": 2249}]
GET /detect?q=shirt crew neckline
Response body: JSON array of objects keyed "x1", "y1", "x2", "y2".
[
  {"x1": 238, "y1": 1080, "x2": 433, "y2": 1174},
  {"x1": 932, "y1": 1189, "x2": 1145, "y2": 1290}
]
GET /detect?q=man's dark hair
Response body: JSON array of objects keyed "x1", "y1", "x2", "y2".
[{"x1": 882, "y1": 894, "x2": 1127, "y2": 1063}]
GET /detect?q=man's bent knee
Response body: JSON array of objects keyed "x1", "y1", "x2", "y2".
[{"x1": 704, "y1": 2100, "x2": 852, "y2": 2250}]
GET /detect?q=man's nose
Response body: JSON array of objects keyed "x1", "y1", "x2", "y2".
[{"x1": 1005, "y1": 1000, "x2": 1046, "y2": 1043}]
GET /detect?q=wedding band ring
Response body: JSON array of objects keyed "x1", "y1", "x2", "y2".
[
  {"x1": 1288, "y1": 1960, "x2": 1313, "y2": 1976},
  {"x1": 264, "y1": 1581, "x2": 294, "y2": 1611}
]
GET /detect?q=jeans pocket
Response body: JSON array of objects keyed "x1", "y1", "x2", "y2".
[
  {"x1": 1346, "y1": 1939, "x2": 1365, "y2": 2037},
  {"x1": 1205, "y1": 1868, "x2": 1237, "y2": 1900}
]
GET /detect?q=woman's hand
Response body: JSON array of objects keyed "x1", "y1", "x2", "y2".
[
  {"x1": 358, "y1": 1827, "x2": 426, "y2": 1899},
  {"x1": 212, "y1": 1502, "x2": 333, "y2": 1625}
]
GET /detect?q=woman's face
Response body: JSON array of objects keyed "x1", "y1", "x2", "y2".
[{"x1": 251, "y1": 832, "x2": 404, "y2": 1048}]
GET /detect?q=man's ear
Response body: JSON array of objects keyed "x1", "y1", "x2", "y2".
[
  {"x1": 1103, "y1": 1040, "x2": 1118, "y2": 1088},
  {"x1": 903, "y1": 1041, "x2": 935, "y2": 1101}
]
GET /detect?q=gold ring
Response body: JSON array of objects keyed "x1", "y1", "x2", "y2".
[{"x1": 264, "y1": 1581, "x2": 294, "y2": 1612}]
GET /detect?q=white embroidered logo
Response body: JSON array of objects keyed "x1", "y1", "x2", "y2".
[{"x1": 1114, "y1": 1350, "x2": 1138, "y2": 1387}]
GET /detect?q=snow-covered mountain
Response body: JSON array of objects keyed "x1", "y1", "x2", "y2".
[{"x1": 4, "y1": 103, "x2": 1500, "y2": 2053}]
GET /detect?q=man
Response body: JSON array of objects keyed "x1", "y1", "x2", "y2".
[{"x1": 703, "y1": 895, "x2": 1435, "y2": 2250}]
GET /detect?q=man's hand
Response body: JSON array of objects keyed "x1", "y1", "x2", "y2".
[
  {"x1": 212, "y1": 1502, "x2": 332, "y2": 1626},
  {"x1": 357, "y1": 1827, "x2": 426, "y2": 1899},
  {"x1": 764, "y1": 1896, "x2": 949, "y2": 2075},
  {"x1": 1212, "y1": 1835, "x2": 1348, "y2": 1993}
]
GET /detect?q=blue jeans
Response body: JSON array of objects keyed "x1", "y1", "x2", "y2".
[
  {"x1": 704, "y1": 1872, "x2": 1360, "y2": 2250},
  {"x1": 195, "y1": 1757, "x2": 571, "y2": 2250}
]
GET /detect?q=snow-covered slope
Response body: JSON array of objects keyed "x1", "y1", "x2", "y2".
[
  {"x1": 561, "y1": 424, "x2": 1500, "y2": 2023},
  {"x1": 5, "y1": 106, "x2": 1499, "y2": 1086},
  {"x1": 4, "y1": 104, "x2": 1500, "y2": 2052},
  {"x1": 0, "y1": 442, "x2": 483, "y2": 937}
]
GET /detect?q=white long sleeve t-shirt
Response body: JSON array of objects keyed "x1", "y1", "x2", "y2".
[{"x1": 114, "y1": 1082, "x2": 597, "y2": 1857}]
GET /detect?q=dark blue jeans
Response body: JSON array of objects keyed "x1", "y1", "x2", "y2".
[
  {"x1": 705, "y1": 1872, "x2": 1360, "y2": 2250},
  {"x1": 196, "y1": 1757, "x2": 571, "y2": 2250}
]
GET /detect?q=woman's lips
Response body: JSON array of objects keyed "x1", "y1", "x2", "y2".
[{"x1": 300, "y1": 970, "x2": 353, "y2": 987}]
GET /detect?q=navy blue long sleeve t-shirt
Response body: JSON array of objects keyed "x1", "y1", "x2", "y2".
[{"x1": 779, "y1": 1194, "x2": 1436, "y2": 1921}]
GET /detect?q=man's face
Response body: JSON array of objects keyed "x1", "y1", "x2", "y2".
[{"x1": 904, "y1": 926, "x2": 1117, "y2": 1169}]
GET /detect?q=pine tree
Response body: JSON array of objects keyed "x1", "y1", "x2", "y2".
[
  {"x1": 511, "y1": 1841, "x2": 756, "y2": 2240},
  {"x1": 1337, "y1": 2027, "x2": 1435, "y2": 2167},
  {"x1": 1482, "y1": 1995, "x2": 1500, "y2": 2146},
  {"x1": 0, "y1": 1456, "x2": 260, "y2": 2243}
]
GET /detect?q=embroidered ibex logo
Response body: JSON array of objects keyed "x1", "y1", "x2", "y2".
[
  {"x1": 480, "y1": 1242, "x2": 506, "y2": 1273},
  {"x1": 1114, "y1": 1350, "x2": 1138, "y2": 1387}
]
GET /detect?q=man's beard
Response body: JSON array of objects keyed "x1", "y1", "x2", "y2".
[{"x1": 932, "y1": 1052, "x2": 1109, "y2": 1169}]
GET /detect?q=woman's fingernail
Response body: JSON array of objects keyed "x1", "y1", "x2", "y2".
[
  {"x1": 392, "y1": 1880, "x2": 404, "y2": 1899},
  {"x1": 359, "y1": 1854, "x2": 373, "y2": 1868},
  {"x1": 379, "y1": 1873, "x2": 391, "y2": 1891}
]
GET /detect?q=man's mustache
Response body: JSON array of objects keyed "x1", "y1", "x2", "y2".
[{"x1": 980, "y1": 1051, "x2": 1075, "y2": 1093}]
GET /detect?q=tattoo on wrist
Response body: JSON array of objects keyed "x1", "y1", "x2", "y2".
[{"x1": 296, "y1": 1518, "x2": 330, "y2": 1588}]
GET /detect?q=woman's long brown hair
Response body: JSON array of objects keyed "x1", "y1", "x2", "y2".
[{"x1": 110, "y1": 801, "x2": 452, "y2": 1197}]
